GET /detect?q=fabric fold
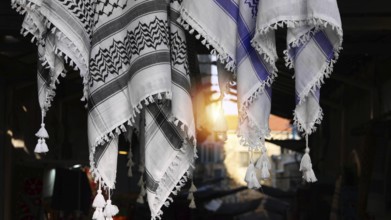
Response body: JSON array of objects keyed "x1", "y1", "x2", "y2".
[
  {"x1": 13, "y1": 0, "x2": 196, "y2": 218},
  {"x1": 179, "y1": 0, "x2": 275, "y2": 188},
  {"x1": 252, "y1": 0, "x2": 343, "y2": 181}
]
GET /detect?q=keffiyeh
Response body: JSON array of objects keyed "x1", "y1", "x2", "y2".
[
  {"x1": 252, "y1": 0, "x2": 343, "y2": 182},
  {"x1": 12, "y1": 0, "x2": 196, "y2": 219},
  {"x1": 179, "y1": 0, "x2": 342, "y2": 185},
  {"x1": 179, "y1": 0, "x2": 275, "y2": 188}
]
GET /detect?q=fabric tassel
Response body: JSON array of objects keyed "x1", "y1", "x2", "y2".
[
  {"x1": 140, "y1": 184, "x2": 146, "y2": 197},
  {"x1": 137, "y1": 175, "x2": 144, "y2": 186},
  {"x1": 300, "y1": 135, "x2": 317, "y2": 182},
  {"x1": 92, "y1": 208, "x2": 105, "y2": 220},
  {"x1": 189, "y1": 181, "x2": 197, "y2": 193},
  {"x1": 189, "y1": 198, "x2": 196, "y2": 209},
  {"x1": 126, "y1": 149, "x2": 134, "y2": 177},
  {"x1": 127, "y1": 167, "x2": 133, "y2": 177},
  {"x1": 244, "y1": 162, "x2": 261, "y2": 189},
  {"x1": 93, "y1": 189, "x2": 106, "y2": 208},
  {"x1": 35, "y1": 111, "x2": 49, "y2": 153},
  {"x1": 34, "y1": 138, "x2": 49, "y2": 153},
  {"x1": 136, "y1": 195, "x2": 144, "y2": 204},
  {"x1": 136, "y1": 175, "x2": 146, "y2": 204},
  {"x1": 187, "y1": 192, "x2": 194, "y2": 200},
  {"x1": 35, "y1": 123, "x2": 49, "y2": 138},
  {"x1": 187, "y1": 179, "x2": 197, "y2": 208},
  {"x1": 255, "y1": 144, "x2": 271, "y2": 179},
  {"x1": 93, "y1": 182, "x2": 106, "y2": 208},
  {"x1": 104, "y1": 200, "x2": 119, "y2": 218}
]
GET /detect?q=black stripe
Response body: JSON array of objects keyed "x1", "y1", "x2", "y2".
[
  {"x1": 147, "y1": 102, "x2": 183, "y2": 150},
  {"x1": 92, "y1": 0, "x2": 167, "y2": 46},
  {"x1": 145, "y1": 170, "x2": 159, "y2": 192},
  {"x1": 169, "y1": 7, "x2": 181, "y2": 25},
  {"x1": 94, "y1": 139, "x2": 112, "y2": 165},
  {"x1": 172, "y1": 68, "x2": 191, "y2": 94},
  {"x1": 88, "y1": 51, "x2": 170, "y2": 111}
]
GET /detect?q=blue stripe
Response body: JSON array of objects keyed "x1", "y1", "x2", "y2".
[
  {"x1": 214, "y1": 0, "x2": 238, "y2": 22},
  {"x1": 214, "y1": 0, "x2": 270, "y2": 82},
  {"x1": 314, "y1": 31, "x2": 334, "y2": 61}
]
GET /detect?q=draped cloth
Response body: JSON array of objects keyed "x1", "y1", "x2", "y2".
[
  {"x1": 178, "y1": 0, "x2": 275, "y2": 188},
  {"x1": 12, "y1": 0, "x2": 196, "y2": 218},
  {"x1": 179, "y1": 0, "x2": 274, "y2": 161},
  {"x1": 252, "y1": 0, "x2": 343, "y2": 136},
  {"x1": 180, "y1": 0, "x2": 342, "y2": 183},
  {"x1": 251, "y1": 0, "x2": 343, "y2": 181}
]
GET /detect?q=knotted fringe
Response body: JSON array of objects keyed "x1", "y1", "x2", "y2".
[
  {"x1": 179, "y1": 5, "x2": 275, "y2": 175},
  {"x1": 178, "y1": 7, "x2": 236, "y2": 74},
  {"x1": 151, "y1": 143, "x2": 196, "y2": 220},
  {"x1": 137, "y1": 175, "x2": 146, "y2": 204},
  {"x1": 88, "y1": 92, "x2": 171, "y2": 194},
  {"x1": 293, "y1": 106, "x2": 324, "y2": 135},
  {"x1": 188, "y1": 180, "x2": 197, "y2": 209},
  {"x1": 300, "y1": 135, "x2": 317, "y2": 182},
  {"x1": 92, "y1": 181, "x2": 106, "y2": 220},
  {"x1": 12, "y1": 0, "x2": 89, "y2": 154},
  {"x1": 244, "y1": 158, "x2": 261, "y2": 189},
  {"x1": 35, "y1": 111, "x2": 49, "y2": 153},
  {"x1": 104, "y1": 191, "x2": 119, "y2": 220},
  {"x1": 253, "y1": 18, "x2": 343, "y2": 107},
  {"x1": 126, "y1": 146, "x2": 134, "y2": 177},
  {"x1": 244, "y1": 137, "x2": 271, "y2": 189},
  {"x1": 255, "y1": 140, "x2": 271, "y2": 180}
]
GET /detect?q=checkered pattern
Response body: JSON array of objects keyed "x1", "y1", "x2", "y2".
[
  {"x1": 180, "y1": 0, "x2": 274, "y2": 150},
  {"x1": 14, "y1": 0, "x2": 196, "y2": 218}
]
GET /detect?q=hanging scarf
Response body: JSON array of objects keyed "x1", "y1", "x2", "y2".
[
  {"x1": 12, "y1": 0, "x2": 196, "y2": 219},
  {"x1": 179, "y1": 0, "x2": 274, "y2": 188},
  {"x1": 180, "y1": 0, "x2": 343, "y2": 184},
  {"x1": 251, "y1": 0, "x2": 343, "y2": 182}
]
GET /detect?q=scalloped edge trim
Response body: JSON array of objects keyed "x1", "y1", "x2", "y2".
[
  {"x1": 293, "y1": 106, "x2": 323, "y2": 135},
  {"x1": 178, "y1": 7, "x2": 236, "y2": 73}
]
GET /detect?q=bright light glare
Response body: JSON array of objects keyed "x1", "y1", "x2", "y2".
[
  {"x1": 72, "y1": 164, "x2": 82, "y2": 169},
  {"x1": 222, "y1": 100, "x2": 238, "y2": 115},
  {"x1": 11, "y1": 138, "x2": 26, "y2": 148},
  {"x1": 118, "y1": 151, "x2": 128, "y2": 155},
  {"x1": 6, "y1": 129, "x2": 13, "y2": 136}
]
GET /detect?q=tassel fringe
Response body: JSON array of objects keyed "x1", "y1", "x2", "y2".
[
  {"x1": 300, "y1": 135, "x2": 317, "y2": 182},
  {"x1": 244, "y1": 162, "x2": 261, "y2": 189}
]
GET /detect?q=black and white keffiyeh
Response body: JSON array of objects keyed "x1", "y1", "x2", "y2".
[{"x1": 13, "y1": 0, "x2": 196, "y2": 219}]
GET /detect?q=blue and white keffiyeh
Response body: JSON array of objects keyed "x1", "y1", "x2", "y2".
[
  {"x1": 179, "y1": 0, "x2": 275, "y2": 188},
  {"x1": 252, "y1": 0, "x2": 343, "y2": 182},
  {"x1": 180, "y1": 0, "x2": 342, "y2": 185}
]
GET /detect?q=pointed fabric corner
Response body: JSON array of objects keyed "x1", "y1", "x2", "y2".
[
  {"x1": 252, "y1": 0, "x2": 343, "y2": 181},
  {"x1": 13, "y1": 0, "x2": 196, "y2": 219},
  {"x1": 180, "y1": 0, "x2": 274, "y2": 189}
]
